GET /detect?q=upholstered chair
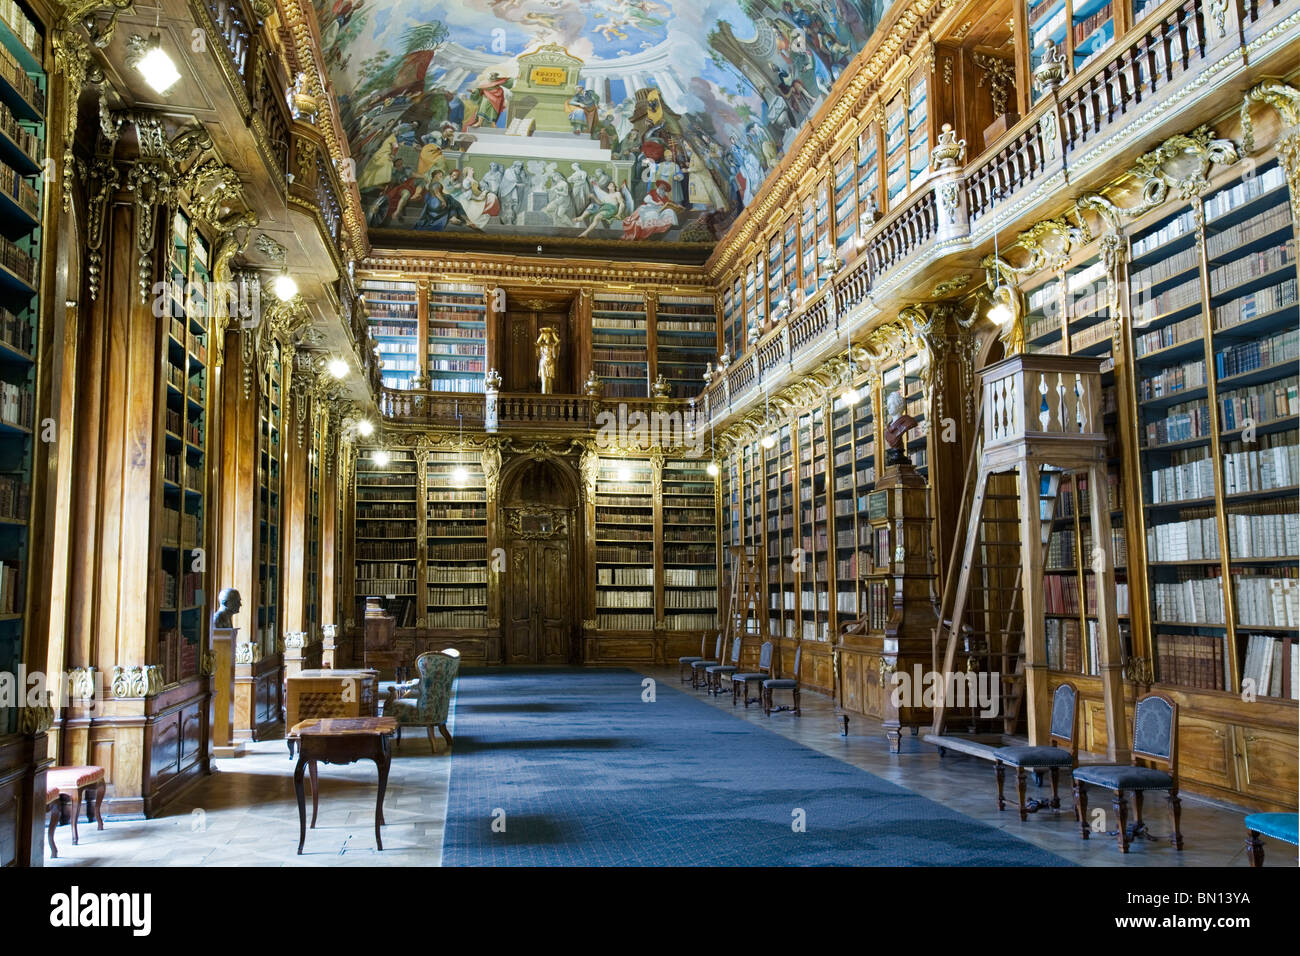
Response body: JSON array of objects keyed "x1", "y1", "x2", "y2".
[
  {"x1": 704, "y1": 635, "x2": 743, "y2": 696},
  {"x1": 690, "y1": 634, "x2": 725, "y2": 689},
  {"x1": 678, "y1": 632, "x2": 713, "y2": 683},
  {"x1": 1244, "y1": 813, "x2": 1298, "y2": 866},
  {"x1": 1072, "y1": 693, "x2": 1181, "y2": 853},
  {"x1": 993, "y1": 682, "x2": 1079, "y2": 821},
  {"x1": 389, "y1": 649, "x2": 460, "y2": 753},
  {"x1": 762, "y1": 643, "x2": 802, "y2": 716},
  {"x1": 731, "y1": 640, "x2": 774, "y2": 708}
]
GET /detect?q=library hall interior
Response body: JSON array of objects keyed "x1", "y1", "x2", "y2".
[{"x1": 0, "y1": 0, "x2": 1297, "y2": 873}]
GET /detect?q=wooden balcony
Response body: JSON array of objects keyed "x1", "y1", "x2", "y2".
[{"x1": 701, "y1": 0, "x2": 1296, "y2": 427}]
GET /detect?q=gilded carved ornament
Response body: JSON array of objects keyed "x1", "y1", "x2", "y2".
[{"x1": 1241, "y1": 81, "x2": 1300, "y2": 222}]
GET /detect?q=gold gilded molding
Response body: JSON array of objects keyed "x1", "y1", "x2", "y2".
[{"x1": 1243, "y1": 81, "x2": 1300, "y2": 221}]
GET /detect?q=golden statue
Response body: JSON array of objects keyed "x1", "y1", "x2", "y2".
[{"x1": 536, "y1": 325, "x2": 561, "y2": 394}]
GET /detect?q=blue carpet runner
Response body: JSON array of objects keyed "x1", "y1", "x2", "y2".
[{"x1": 441, "y1": 668, "x2": 1072, "y2": 866}]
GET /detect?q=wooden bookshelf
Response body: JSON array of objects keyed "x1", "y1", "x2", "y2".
[
  {"x1": 257, "y1": 338, "x2": 284, "y2": 651},
  {"x1": 426, "y1": 280, "x2": 487, "y2": 394},
  {"x1": 361, "y1": 278, "x2": 419, "y2": 390},
  {"x1": 353, "y1": 447, "x2": 418, "y2": 627},
  {"x1": 0, "y1": 0, "x2": 40, "y2": 735},
  {"x1": 653, "y1": 294, "x2": 716, "y2": 397},
  {"x1": 660, "y1": 459, "x2": 718, "y2": 633},
  {"x1": 593, "y1": 456, "x2": 654, "y2": 631},
  {"x1": 591, "y1": 292, "x2": 649, "y2": 398},
  {"x1": 425, "y1": 450, "x2": 488, "y2": 630}
]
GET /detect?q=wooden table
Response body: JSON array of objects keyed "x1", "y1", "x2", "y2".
[
  {"x1": 285, "y1": 669, "x2": 379, "y2": 757},
  {"x1": 287, "y1": 717, "x2": 398, "y2": 854}
]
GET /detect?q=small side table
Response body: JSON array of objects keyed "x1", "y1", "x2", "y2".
[{"x1": 287, "y1": 717, "x2": 398, "y2": 854}]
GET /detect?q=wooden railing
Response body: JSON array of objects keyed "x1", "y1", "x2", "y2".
[
  {"x1": 866, "y1": 188, "x2": 939, "y2": 280},
  {"x1": 379, "y1": 388, "x2": 698, "y2": 432},
  {"x1": 967, "y1": 120, "x2": 1050, "y2": 226},
  {"x1": 981, "y1": 354, "x2": 1104, "y2": 451},
  {"x1": 204, "y1": 0, "x2": 251, "y2": 79}
]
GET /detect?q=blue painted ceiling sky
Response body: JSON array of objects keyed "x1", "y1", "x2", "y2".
[{"x1": 314, "y1": 0, "x2": 893, "y2": 245}]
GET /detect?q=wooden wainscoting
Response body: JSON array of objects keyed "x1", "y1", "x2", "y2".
[{"x1": 1050, "y1": 673, "x2": 1299, "y2": 812}]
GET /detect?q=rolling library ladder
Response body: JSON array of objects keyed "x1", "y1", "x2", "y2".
[
  {"x1": 723, "y1": 546, "x2": 763, "y2": 661},
  {"x1": 926, "y1": 353, "x2": 1131, "y2": 762}
]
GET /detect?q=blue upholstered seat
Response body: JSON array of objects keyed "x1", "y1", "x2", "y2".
[
  {"x1": 994, "y1": 745, "x2": 1074, "y2": 768},
  {"x1": 706, "y1": 664, "x2": 738, "y2": 674},
  {"x1": 733, "y1": 672, "x2": 768, "y2": 682},
  {"x1": 678, "y1": 656, "x2": 703, "y2": 664},
  {"x1": 1072, "y1": 765, "x2": 1174, "y2": 791},
  {"x1": 692, "y1": 660, "x2": 718, "y2": 669},
  {"x1": 763, "y1": 677, "x2": 797, "y2": 689},
  {"x1": 1245, "y1": 812, "x2": 1299, "y2": 845}
]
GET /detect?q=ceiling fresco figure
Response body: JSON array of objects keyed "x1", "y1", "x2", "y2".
[{"x1": 312, "y1": 0, "x2": 895, "y2": 244}]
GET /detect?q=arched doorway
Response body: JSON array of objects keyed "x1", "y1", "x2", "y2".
[{"x1": 500, "y1": 457, "x2": 580, "y2": 664}]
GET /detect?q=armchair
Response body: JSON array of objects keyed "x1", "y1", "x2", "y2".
[{"x1": 388, "y1": 649, "x2": 460, "y2": 753}]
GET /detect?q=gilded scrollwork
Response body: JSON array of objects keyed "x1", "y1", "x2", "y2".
[{"x1": 1243, "y1": 81, "x2": 1300, "y2": 221}]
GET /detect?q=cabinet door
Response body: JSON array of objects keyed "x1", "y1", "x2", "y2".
[
  {"x1": 1233, "y1": 726, "x2": 1299, "y2": 806},
  {"x1": 1177, "y1": 715, "x2": 1236, "y2": 793}
]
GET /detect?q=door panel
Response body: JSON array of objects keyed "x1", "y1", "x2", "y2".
[
  {"x1": 538, "y1": 539, "x2": 570, "y2": 663},
  {"x1": 506, "y1": 544, "x2": 535, "y2": 664}
]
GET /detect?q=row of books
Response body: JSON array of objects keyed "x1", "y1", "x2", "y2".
[
  {"x1": 596, "y1": 613, "x2": 654, "y2": 630},
  {"x1": 1131, "y1": 246, "x2": 1199, "y2": 296},
  {"x1": 356, "y1": 522, "x2": 418, "y2": 539},
  {"x1": 1206, "y1": 203, "x2": 1292, "y2": 260},
  {"x1": 355, "y1": 579, "x2": 417, "y2": 595},
  {"x1": 663, "y1": 613, "x2": 718, "y2": 630},
  {"x1": 160, "y1": 509, "x2": 200, "y2": 546},
  {"x1": 427, "y1": 359, "x2": 484, "y2": 373},
  {"x1": 1204, "y1": 164, "x2": 1287, "y2": 221},
  {"x1": 427, "y1": 586, "x2": 487, "y2": 605},
  {"x1": 426, "y1": 343, "x2": 486, "y2": 357},
  {"x1": 0, "y1": 472, "x2": 29, "y2": 521},
  {"x1": 1045, "y1": 617, "x2": 1094, "y2": 674},
  {"x1": 427, "y1": 567, "x2": 488, "y2": 583},
  {"x1": 1218, "y1": 376, "x2": 1298, "y2": 431},
  {"x1": 1209, "y1": 243, "x2": 1296, "y2": 296},
  {"x1": 1214, "y1": 278, "x2": 1298, "y2": 330},
  {"x1": 1153, "y1": 576, "x2": 1224, "y2": 625},
  {"x1": 0, "y1": 303, "x2": 30, "y2": 355},
  {"x1": 1156, "y1": 633, "x2": 1226, "y2": 691},
  {"x1": 0, "y1": 0, "x2": 39, "y2": 56},
  {"x1": 1142, "y1": 399, "x2": 1210, "y2": 447},
  {"x1": 597, "y1": 567, "x2": 655, "y2": 586},
  {"x1": 428, "y1": 610, "x2": 488, "y2": 628},
  {"x1": 595, "y1": 590, "x2": 654, "y2": 608},
  {"x1": 355, "y1": 504, "x2": 416, "y2": 519},
  {"x1": 596, "y1": 546, "x2": 653, "y2": 564},
  {"x1": 665, "y1": 590, "x2": 716, "y2": 609},
  {"x1": 427, "y1": 325, "x2": 486, "y2": 339},
  {"x1": 1235, "y1": 575, "x2": 1298, "y2": 628},
  {"x1": 1215, "y1": 327, "x2": 1297, "y2": 379},
  {"x1": 1241, "y1": 633, "x2": 1297, "y2": 699},
  {"x1": 1222, "y1": 435, "x2": 1297, "y2": 494},
  {"x1": 1148, "y1": 516, "x2": 1219, "y2": 561},
  {"x1": 355, "y1": 562, "x2": 416, "y2": 579},
  {"x1": 0, "y1": 158, "x2": 38, "y2": 219},
  {"x1": 1131, "y1": 208, "x2": 1196, "y2": 258},
  {"x1": 0, "y1": 32, "x2": 42, "y2": 108},
  {"x1": 1139, "y1": 359, "x2": 1206, "y2": 401},
  {"x1": 1225, "y1": 510, "x2": 1299, "y2": 560},
  {"x1": 356, "y1": 541, "x2": 417, "y2": 560},
  {"x1": 0, "y1": 235, "x2": 34, "y2": 284},
  {"x1": 1071, "y1": 2, "x2": 1113, "y2": 47},
  {"x1": 1133, "y1": 310, "x2": 1203, "y2": 357},
  {"x1": 0, "y1": 559, "x2": 19, "y2": 613},
  {"x1": 429, "y1": 542, "x2": 487, "y2": 560}
]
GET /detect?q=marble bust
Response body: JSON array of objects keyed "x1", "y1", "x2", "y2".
[
  {"x1": 883, "y1": 391, "x2": 918, "y2": 466},
  {"x1": 212, "y1": 588, "x2": 242, "y2": 630}
]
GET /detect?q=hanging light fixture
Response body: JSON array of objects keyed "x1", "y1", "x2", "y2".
[
  {"x1": 327, "y1": 358, "x2": 348, "y2": 379},
  {"x1": 356, "y1": 419, "x2": 375, "y2": 437},
  {"x1": 272, "y1": 271, "x2": 298, "y2": 302},
  {"x1": 371, "y1": 450, "x2": 390, "y2": 467},
  {"x1": 987, "y1": 185, "x2": 1013, "y2": 326},
  {"x1": 617, "y1": 463, "x2": 633, "y2": 483},
  {"x1": 130, "y1": 32, "x2": 181, "y2": 95}
]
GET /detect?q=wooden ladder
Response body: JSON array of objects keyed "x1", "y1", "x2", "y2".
[
  {"x1": 723, "y1": 546, "x2": 763, "y2": 660},
  {"x1": 929, "y1": 432, "x2": 1064, "y2": 737}
]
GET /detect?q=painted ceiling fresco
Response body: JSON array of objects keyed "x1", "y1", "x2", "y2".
[{"x1": 313, "y1": 1, "x2": 894, "y2": 245}]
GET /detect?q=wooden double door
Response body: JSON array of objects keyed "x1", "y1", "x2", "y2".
[{"x1": 505, "y1": 522, "x2": 574, "y2": 665}]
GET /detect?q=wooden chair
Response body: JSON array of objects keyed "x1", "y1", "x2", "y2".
[
  {"x1": 1245, "y1": 813, "x2": 1298, "y2": 866},
  {"x1": 993, "y1": 682, "x2": 1079, "y2": 821},
  {"x1": 704, "y1": 635, "x2": 743, "y2": 696},
  {"x1": 731, "y1": 641, "x2": 774, "y2": 708},
  {"x1": 678, "y1": 633, "x2": 713, "y2": 683},
  {"x1": 1073, "y1": 693, "x2": 1182, "y2": 853},
  {"x1": 762, "y1": 643, "x2": 802, "y2": 716},
  {"x1": 690, "y1": 635, "x2": 725, "y2": 689},
  {"x1": 46, "y1": 766, "x2": 106, "y2": 846}
]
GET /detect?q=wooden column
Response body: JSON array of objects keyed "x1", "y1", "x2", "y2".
[
  {"x1": 282, "y1": 381, "x2": 309, "y2": 636},
  {"x1": 217, "y1": 327, "x2": 259, "y2": 666},
  {"x1": 1017, "y1": 461, "x2": 1050, "y2": 745},
  {"x1": 1088, "y1": 461, "x2": 1130, "y2": 763},
  {"x1": 320, "y1": 415, "x2": 338, "y2": 633}
]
